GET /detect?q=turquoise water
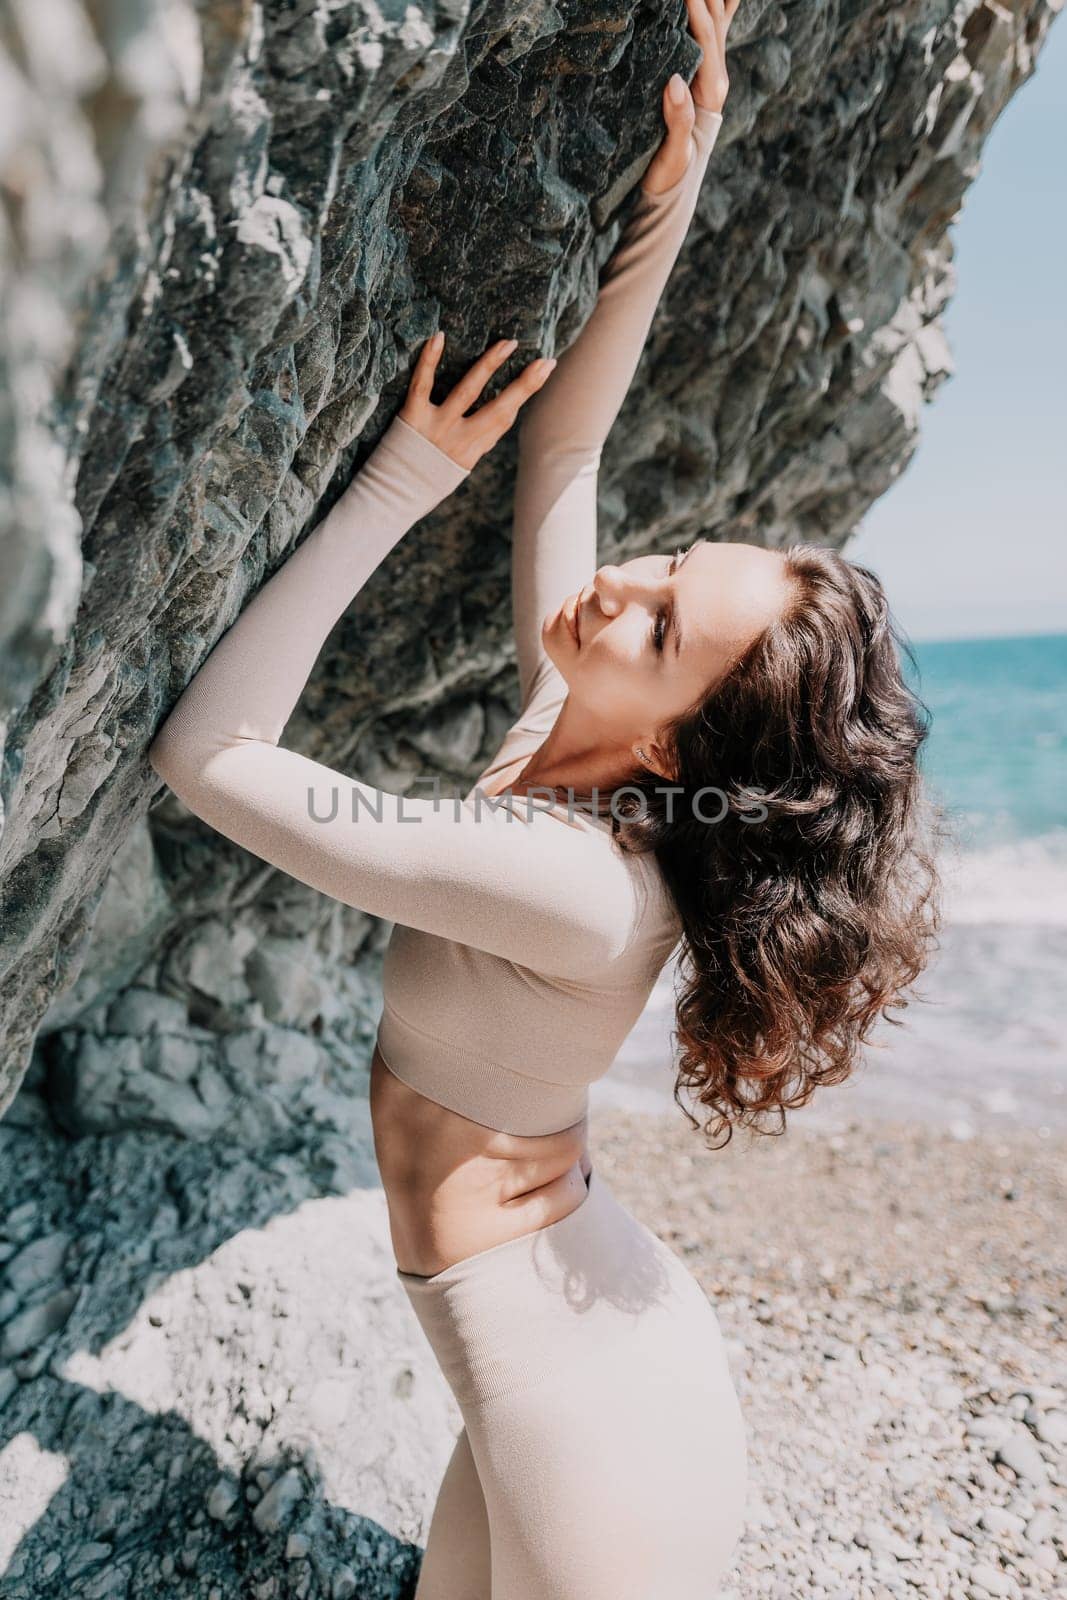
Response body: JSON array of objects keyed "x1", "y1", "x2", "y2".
[{"x1": 908, "y1": 630, "x2": 1067, "y2": 850}]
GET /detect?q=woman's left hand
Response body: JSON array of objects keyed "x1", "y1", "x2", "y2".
[
  {"x1": 642, "y1": 0, "x2": 741, "y2": 198},
  {"x1": 690, "y1": 0, "x2": 741, "y2": 116},
  {"x1": 399, "y1": 333, "x2": 557, "y2": 472}
]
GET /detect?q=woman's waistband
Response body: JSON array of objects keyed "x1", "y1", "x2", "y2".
[{"x1": 395, "y1": 1166, "x2": 706, "y2": 1408}]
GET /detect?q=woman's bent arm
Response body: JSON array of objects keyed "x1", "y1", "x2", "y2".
[
  {"x1": 147, "y1": 414, "x2": 638, "y2": 977},
  {"x1": 511, "y1": 103, "x2": 724, "y2": 707},
  {"x1": 149, "y1": 416, "x2": 467, "y2": 767}
]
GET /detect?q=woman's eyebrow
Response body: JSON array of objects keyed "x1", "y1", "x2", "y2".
[{"x1": 672, "y1": 539, "x2": 703, "y2": 657}]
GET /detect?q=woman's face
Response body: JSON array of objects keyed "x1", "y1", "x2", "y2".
[{"x1": 543, "y1": 537, "x2": 791, "y2": 756}]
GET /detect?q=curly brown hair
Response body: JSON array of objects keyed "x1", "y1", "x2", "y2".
[{"x1": 601, "y1": 542, "x2": 946, "y2": 1148}]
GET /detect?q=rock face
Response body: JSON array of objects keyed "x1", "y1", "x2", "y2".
[
  {"x1": 0, "y1": 0, "x2": 1060, "y2": 1593},
  {"x1": 0, "y1": 1081, "x2": 461, "y2": 1598},
  {"x1": 0, "y1": 0, "x2": 1058, "y2": 1119}
]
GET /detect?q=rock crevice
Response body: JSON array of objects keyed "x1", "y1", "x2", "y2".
[{"x1": 1, "y1": 1, "x2": 1056, "y2": 1116}]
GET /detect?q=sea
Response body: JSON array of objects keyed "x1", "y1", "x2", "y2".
[{"x1": 596, "y1": 631, "x2": 1067, "y2": 1136}]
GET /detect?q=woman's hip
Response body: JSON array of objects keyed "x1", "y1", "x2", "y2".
[
  {"x1": 396, "y1": 1163, "x2": 743, "y2": 1415},
  {"x1": 398, "y1": 1164, "x2": 748, "y2": 1594}
]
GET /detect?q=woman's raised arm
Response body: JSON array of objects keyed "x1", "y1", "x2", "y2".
[
  {"x1": 149, "y1": 336, "x2": 548, "y2": 780},
  {"x1": 511, "y1": 0, "x2": 738, "y2": 709},
  {"x1": 144, "y1": 343, "x2": 648, "y2": 979}
]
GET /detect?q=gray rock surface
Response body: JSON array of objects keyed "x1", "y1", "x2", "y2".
[
  {"x1": 0, "y1": 1, "x2": 1062, "y2": 1594},
  {"x1": 0, "y1": 1081, "x2": 459, "y2": 1598},
  {"x1": 1, "y1": 0, "x2": 1059, "y2": 1116}
]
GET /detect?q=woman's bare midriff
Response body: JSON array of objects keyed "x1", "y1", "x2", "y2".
[{"x1": 370, "y1": 1043, "x2": 593, "y2": 1278}]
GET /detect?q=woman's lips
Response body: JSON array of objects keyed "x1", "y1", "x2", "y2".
[{"x1": 568, "y1": 593, "x2": 581, "y2": 646}]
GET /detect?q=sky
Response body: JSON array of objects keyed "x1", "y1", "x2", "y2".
[{"x1": 848, "y1": 14, "x2": 1066, "y2": 644}]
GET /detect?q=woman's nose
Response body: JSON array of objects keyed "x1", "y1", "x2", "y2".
[{"x1": 592, "y1": 562, "x2": 659, "y2": 618}]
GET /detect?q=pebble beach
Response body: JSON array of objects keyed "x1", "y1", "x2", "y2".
[
  {"x1": 591, "y1": 1107, "x2": 1066, "y2": 1600},
  {"x1": 0, "y1": 1088, "x2": 1062, "y2": 1599}
]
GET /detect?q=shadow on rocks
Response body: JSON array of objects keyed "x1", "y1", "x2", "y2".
[{"x1": 0, "y1": 1070, "x2": 439, "y2": 1600}]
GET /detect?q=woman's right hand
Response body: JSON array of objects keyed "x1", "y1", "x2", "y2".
[
  {"x1": 642, "y1": 0, "x2": 740, "y2": 198},
  {"x1": 399, "y1": 333, "x2": 556, "y2": 472}
]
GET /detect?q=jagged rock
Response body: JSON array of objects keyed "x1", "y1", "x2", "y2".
[
  {"x1": 1, "y1": 0, "x2": 1059, "y2": 1120},
  {"x1": 0, "y1": 1287, "x2": 78, "y2": 1361},
  {"x1": 0, "y1": 1, "x2": 1061, "y2": 1595},
  {"x1": 245, "y1": 938, "x2": 328, "y2": 1029},
  {"x1": 252, "y1": 1468, "x2": 305, "y2": 1535},
  {"x1": 3, "y1": 1232, "x2": 71, "y2": 1297},
  {"x1": 0, "y1": 1102, "x2": 456, "y2": 1597}
]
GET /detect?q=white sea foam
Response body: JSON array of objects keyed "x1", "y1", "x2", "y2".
[
  {"x1": 603, "y1": 834, "x2": 1067, "y2": 1133},
  {"x1": 940, "y1": 829, "x2": 1067, "y2": 926}
]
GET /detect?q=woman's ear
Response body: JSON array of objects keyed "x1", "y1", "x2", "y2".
[{"x1": 633, "y1": 737, "x2": 678, "y2": 784}]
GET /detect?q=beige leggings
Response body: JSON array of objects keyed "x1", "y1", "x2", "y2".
[{"x1": 398, "y1": 1166, "x2": 748, "y2": 1599}]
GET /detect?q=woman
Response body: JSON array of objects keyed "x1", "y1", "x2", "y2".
[{"x1": 148, "y1": 1, "x2": 941, "y2": 1592}]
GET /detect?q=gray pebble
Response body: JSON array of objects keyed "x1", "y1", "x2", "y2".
[
  {"x1": 1023, "y1": 1508, "x2": 1054, "y2": 1544},
  {"x1": 251, "y1": 1468, "x2": 303, "y2": 1533},
  {"x1": 3, "y1": 1232, "x2": 71, "y2": 1295},
  {"x1": 964, "y1": 1415, "x2": 1013, "y2": 1446},
  {"x1": 978, "y1": 1507, "x2": 1024, "y2": 1537},
  {"x1": 967, "y1": 1562, "x2": 1015, "y2": 1596},
  {"x1": 206, "y1": 1478, "x2": 239, "y2": 1521},
  {"x1": 857, "y1": 1522, "x2": 918, "y2": 1560},
  {"x1": 995, "y1": 1431, "x2": 1049, "y2": 1485},
  {"x1": 67, "y1": 1543, "x2": 112, "y2": 1577},
  {"x1": 1025, "y1": 1407, "x2": 1067, "y2": 1448},
  {"x1": 0, "y1": 1289, "x2": 77, "y2": 1359}
]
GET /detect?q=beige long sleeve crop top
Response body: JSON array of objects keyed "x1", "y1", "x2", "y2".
[{"x1": 148, "y1": 105, "x2": 723, "y2": 1136}]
